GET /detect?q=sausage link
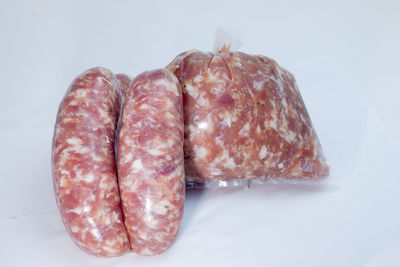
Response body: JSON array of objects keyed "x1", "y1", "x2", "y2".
[
  {"x1": 118, "y1": 69, "x2": 185, "y2": 256},
  {"x1": 52, "y1": 67, "x2": 130, "y2": 257}
]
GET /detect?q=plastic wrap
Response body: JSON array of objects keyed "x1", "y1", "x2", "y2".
[
  {"x1": 115, "y1": 73, "x2": 133, "y2": 98},
  {"x1": 51, "y1": 67, "x2": 130, "y2": 256},
  {"x1": 167, "y1": 49, "x2": 329, "y2": 188},
  {"x1": 117, "y1": 69, "x2": 185, "y2": 256}
]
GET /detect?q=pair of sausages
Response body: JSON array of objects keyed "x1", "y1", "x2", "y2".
[{"x1": 52, "y1": 67, "x2": 184, "y2": 257}]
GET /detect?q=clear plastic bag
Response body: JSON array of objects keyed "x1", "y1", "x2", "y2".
[{"x1": 167, "y1": 47, "x2": 329, "y2": 188}]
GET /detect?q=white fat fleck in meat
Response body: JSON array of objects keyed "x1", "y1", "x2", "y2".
[
  {"x1": 132, "y1": 159, "x2": 144, "y2": 170},
  {"x1": 167, "y1": 139, "x2": 176, "y2": 147},
  {"x1": 71, "y1": 111, "x2": 89, "y2": 119},
  {"x1": 281, "y1": 98, "x2": 288, "y2": 112},
  {"x1": 83, "y1": 205, "x2": 91, "y2": 213},
  {"x1": 223, "y1": 157, "x2": 236, "y2": 169},
  {"x1": 81, "y1": 172, "x2": 95, "y2": 183},
  {"x1": 121, "y1": 175, "x2": 140, "y2": 191},
  {"x1": 187, "y1": 124, "x2": 200, "y2": 142},
  {"x1": 292, "y1": 166, "x2": 303, "y2": 177},
  {"x1": 87, "y1": 192, "x2": 96, "y2": 202},
  {"x1": 278, "y1": 163, "x2": 284, "y2": 169},
  {"x1": 231, "y1": 59, "x2": 242, "y2": 67},
  {"x1": 256, "y1": 125, "x2": 261, "y2": 135},
  {"x1": 232, "y1": 112, "x2": 238, "y2": 122},
  {"x1": 283, "y1": 130, "x2": 297, "y2": 143},
  {"x1": 99, "y1": 176, "x2": 110, "y2": 190},
  {"x1": 165, "y1": 98, "x2": 174, "y2": 109},
  {"x1": 193, "y1": 145, "x2": 207, "y2": 158},
  {"x1": 253, "y1": 80, "x2": 264, "y2": 91},
  {"x1": 104, "y1": 214, "x2": 111, "y2": 226},
  {"x1": 197, "y1": 92, "x2": 209, "y2": 107},
  {"x1": 258, "y1": 145, "x2": 268, "y2": 160},
  {"x1": 98, "y1": 107, "x2": 112, "y2": 125},
  {"x1": 139, "y1": 103, "x2": 151, "y2": 110},
  {"x1": 269, "y1": 118, "x2": 278, "y2": 130},
  {"x1": 121, "y1": 152, "x2": 133, "y2": 164},
  {"x1": 215, "y1": 135, "x2": 224, "y2": 147},
  {"x1": 193, "y1": 74, "x2": 204, "y2": 83},
  {"x1": 60, "y1": 168, "x2": 70, "y2": 176},
  {"x1": 276, "y1": 78, "x2": 284, "y2": 93},
  {"x1": 219, "y1": 111, "x2": 233, "y2": 127},
  {"x1": 289, "y1": 82, "x2": 298, "y2": 94},
  {"x1": 184, "y1": 83, "x2": 199, "y2": 99},
  {"x1": 167, "y1": 165, "x2": 184, "y2": 182},
  {"x1": 70, "y1": 226, "x2": 80, "y2": 233},
  {"x1": 197, "y1": 121, "x2": 208, "y2": 129},
  {"x1": 265, "y1": 110, "x2": 279, "y2": 131},
  {"x1": 131, "y1": 121, "x2": 142, "y2": 128},
  {"x1": 87, "y1": 217, "x2": 102, "y2": 240},
  {"x1": 147, "y1": 148, "x2": 165, "y2": 156},
  {"x1": 91, "y1": 152, "x2": 103, "y2": 162},
  {"x1": 164, "y1": 112, "x2": 175, "y2": 120},
  {"x1": 59, "y1": 175, "x2": 68, "y2": 188},
  {"x1": 154, "y1": 232, "x2": 167, "y2": 243},
  {"x1": 67, "y1": 205, "x2": 83, "y2": 215},
  {"x1": 238, "y1": 122, "x2": 250, "y2": 136},
  {"x1": 74, "y1": 88, "x2": 88, "y2": 98},
  {"x1": 148, "y1": 137, "x2": 169, "y2": 155},
  {"x1": 210, "y1": 168, "x2": 222, "y2": 176},
  {"x1": 242, "y1": 151, "x2": 250, "y2": 160},
  {"x1": 152, "y1": 200, "x2": 171, "y2": 215},
  {"x1": 140, "y1": 248, "x2": 154, "y2": 256},
  {"x1": 66, "y1": 137, "x2": 82, "y2": 146},
  {"x1": 265, "y1": 158, "x2": 277, "y2": 168},
  {"x1": 212, "y1": 148, "x2": 229, "y2": 166},
  {"x1": 210, "y1": 83, "x2": 226, "y2": 96},
  {"x1": 154, "y1": 79, "x2": 179, "y2": 96},
  {"x1": 104, "y1": 239, "x2": 117, "y2": 250},
  {"x1": 256, "y1": 69, "x2": 265, "y2": 76},
  {"x1": 167, "y1": 210, "x2": 178, "y2": 220},
  {"x1": 143, "y1": 197, "x2": 157, "y2": 229},
  {"x1": 71, "y1": 165, "x2": 83, "y2": 178}
]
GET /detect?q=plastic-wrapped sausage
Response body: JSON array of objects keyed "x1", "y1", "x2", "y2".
[
  {"x1": 167, "y1": 49, "x2": 329, "y2": 186},
  {"x1": 117, "y1": 69, "x2": 185, "y2": 255},
  {"x1": 52, "y1": 67, "x2": 130, "y2": 257}
]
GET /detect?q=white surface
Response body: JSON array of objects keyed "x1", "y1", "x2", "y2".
[{"x1": 1, "y1": 0, "x2": 399, "y2": 266}]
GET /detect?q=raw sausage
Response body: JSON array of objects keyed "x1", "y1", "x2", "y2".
[
  {"x1": 52, "y1": 67, "x2": 130, "y2": 257},
  {"x1": 167, "y1": 50, "x2": 329, "y2": 185},
  {"x1": 117, "y1": 69, "x2": 185, "y2": 255}
]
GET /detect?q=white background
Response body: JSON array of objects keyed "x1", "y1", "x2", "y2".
[{"x1": 1, "y1": 0, "x2": 399, "y2": 266}]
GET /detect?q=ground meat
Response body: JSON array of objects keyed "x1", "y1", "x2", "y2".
[
  {"x1": 117, "y1": 69, "x2": 185, "y2": 255},
  {"x1": 167, "y1": 50, "x2": 329, "y2": 184},
  {"x1": 52, "y1": 67, "x2": 130, "y2": 257}
]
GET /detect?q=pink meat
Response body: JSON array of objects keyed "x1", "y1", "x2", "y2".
[
  {"x1": 52, "y1": 67, "x2": 130, "y2": 257},
  {"x1": 167, "y1": 50, "x2": 329, "y2": 184},
  {"x1": 117, "y1": 69, "x2": 185, "y2": 255}
]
